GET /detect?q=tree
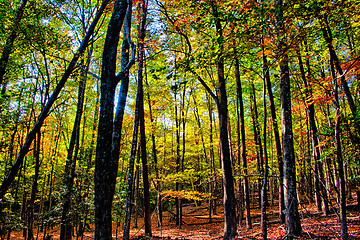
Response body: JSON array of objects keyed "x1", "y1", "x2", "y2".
[
  {"x1": 60, "y1": 55, "x2": 89, "y2": 240},
  {"x1": 327, "y1": 24, "x2": 348, "y2": 239},
  {"x1": 27, "y1": 132, "x2": 40, "y2": 240},
  {"x1": 94, "y1": 0, "x2": 135, "y2": 238},
  {"x1": 137, "y1": 0, "x2": 152, "y2": 235},
  {"x1": 210, "y1": 2, "x2": 237, "y2": 238},
  {"x1": 235, "y1": 56, "x2": 251, "y2": 229},
  {"x1": 261, "y1": 45, "x2": 269, "y2": 240},
  {"x1": 274, "y1": 0, "x2": 302, "y2": 237},
  {"x1": 145, "y1": 61, "x2": 162, "y2": 227}
]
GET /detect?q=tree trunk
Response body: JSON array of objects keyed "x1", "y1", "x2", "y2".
[
  {"x1": 27, "y1": 132, "x2": 40, "y2": 240},
  {"x1": 335, "y1": 91, "x2": 348, "y2": 240},
  {"x1": 264, "y1": 49, "x2": 285, "y2": 224},
  {"x1": 95, "y1": 0, "x2": 129, "y2": 239},
  {"x1": 235, "y1": 57, "x2": 251, "y2": 230},
  {"x1": 123, "y1": 117, "x2": 140, "y2": 240},
  {"x1": 261, "y1": 48, "x2": 269, "y2": 240},
  {"x1": 137, "y1": 0, "x2": 151, "y2": 234},
  {"x1": 250, "y1": 82, "x2": 264, "y2": 209},
  {"x1": 181, "y1": 84, "x2": 188, "y2": 222},
  {"x1": 183, "y1": 3, "x2": 237, "y2": 237},
  {"x1": 173, "y1": 82, "x2": 182, "y2": 227},
  {"x1": 329, "y1": 45, "x2": 348, "y2": 240},
  {"x1": 206, "y1": 93, "x2": 217, "y2": 216},
  {"x1": 60, "y1": 56, "x2": 89, "y2": 240},
  {"x1": 144, "y1": 60, "x2": 162, "y2": 227},
  {"x1": 212, "y1": 5, "x2": 237, "y2": 238},
  {"x1": 133, "y1": 154, "x2": 140, "y2": 229},
  {"x1": 275, "y1": 0, "x2": 302, "y2": 237},
  {"x1": 235, "y1": 58, "x2": 244, "y2": 225}
]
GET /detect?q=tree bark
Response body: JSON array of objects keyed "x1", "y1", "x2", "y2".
[
  {"x1": 235, "y1": 57, "x2": 251, "y2": 229},
  {"x1": 250, "y1": 82, "x2": 264, "y2": 209},
  {"x1": 123, "y1": 115, "x2": 140, "y2": 240},
  {"x1": 137, "y1": 0, "x2": 151, "y2": 234},
  {"x1": 329, "y1": 46, "x2": 348, "y2": 240},
  {"x1": 173, "y1": 82, "x2": 182, "y2": 227},
  {"x1": 206, "y1": 93, "x2": 217, "y2": 216},
  {"x1": 275, "y1": 0, "x2": 302, "y2": 237},
  {"x1": 120, "y1": 4, "x2": 144, "y2": 239},
  {"x1": 60, "y1": 56, "x2": 89, "y2": 240},
  {"x1": 335, "y1": 87, "x2": 348, "y2": 240},
  {"x1": 261, "y1": 47, "x2": 269, "y2": 240},
  {"x1": 27, "y1": 132, "x2": 40, "y2": 240},
  {"x1": 212, "y1": 4, "x2": 237, "y2": 238},
  {"x1": 94, "y1": 0, "x2": 129, "y2": 239},
  {"x1": 264, "y1": 51, "x2": 285, "y2": 223},
  {"x1": 235, "y1": 59, "x2": 244, "y2": 225},
  {"x1": 145, "y1": 60, "x2": 162, "y2": 227}
]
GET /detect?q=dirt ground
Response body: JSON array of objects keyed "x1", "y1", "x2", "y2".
[
  {"x1": 10, "y1": 198, "x2": 360, "y2": 239},
  {"x1": 119, "y1": 202, "x2": 360, "y2": 240}
]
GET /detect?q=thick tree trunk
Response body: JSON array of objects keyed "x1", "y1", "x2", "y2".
[
  {"x1": 213, "y1": 5, "x2": 237, "y2": 238},
  {"x1": 218, "y1": 64, "x2": 237, "y2": 239},
  {"x1": 275, "y1": 0, "x2": 302, "y2": 237},
  {"x1": 94, "y1": 0, "x2": 128, "y2": 239},
  {"x1": 0, "y1": 0, "x2": 110, "y2": 199}
]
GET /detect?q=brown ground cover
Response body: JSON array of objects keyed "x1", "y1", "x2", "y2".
[{"x1": 10, "y1": 198, "x2": 360, "y2": 239}]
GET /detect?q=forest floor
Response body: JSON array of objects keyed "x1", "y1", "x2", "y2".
[
  {"x1": 10, "y1": 196, "x2": 360, "y2": 239},
  {"x1": 118, "y1": 201, "x2": 360, "y2": 240}
]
